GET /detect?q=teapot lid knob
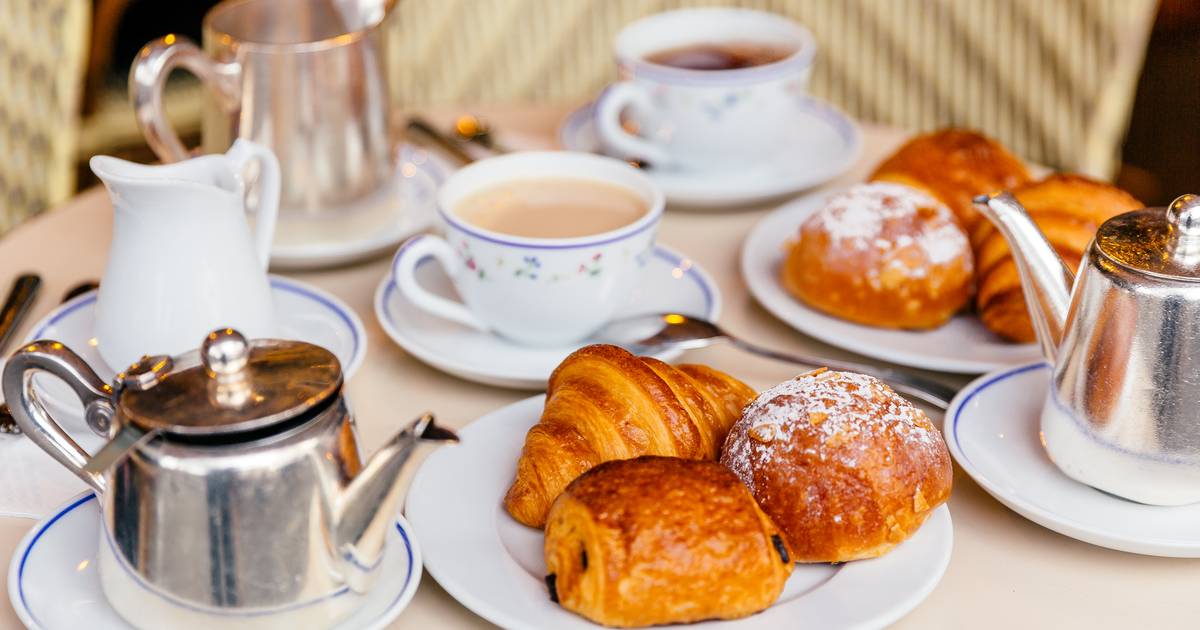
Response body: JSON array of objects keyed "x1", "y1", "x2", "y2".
[
  {"x1": 1167, "y1": 194, "x2": 1200, "y2": 237},
  {"x1": 201, "y1": 328, "x2": 249, "y2": 378}
]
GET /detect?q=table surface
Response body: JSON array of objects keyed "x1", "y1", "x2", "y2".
[{"x1": 0, "y1": 104, "x2": 1195, "y2": 630}]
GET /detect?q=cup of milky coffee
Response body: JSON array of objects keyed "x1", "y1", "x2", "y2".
[
  {"x1": 391, "y1": 151, "x2": 665, "y2": 346},
  {"x1": 594, "y1": 8, "x2": 817, "y2": 171}
]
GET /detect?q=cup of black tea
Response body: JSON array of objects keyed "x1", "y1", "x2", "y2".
[{"x1": 595, "y1": 8, "x2": 817, "y2": 172}]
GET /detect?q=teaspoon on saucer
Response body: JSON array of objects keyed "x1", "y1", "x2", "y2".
[{"x1": 594, "y1": 313, "x2": 958, "y2": 410}]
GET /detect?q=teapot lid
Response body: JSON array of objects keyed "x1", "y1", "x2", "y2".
[
  {"x1": 115, "y1": 329, "x2": 342, "y2": 436},
  {"x1": 1095, "y1": 194, "x2": 1200, "y2": 281}
]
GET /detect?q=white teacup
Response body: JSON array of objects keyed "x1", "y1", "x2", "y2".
[
  {"x1": 595, "y1": 8, "x2": 817, "y2": 171},
  {"x1": 391, "y1": 151, "x2": 665, "y2": 346}
]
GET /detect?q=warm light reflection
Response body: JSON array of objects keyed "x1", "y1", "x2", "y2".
[
  {"x1": 663, "y1": 314, "x2": 686, "y2": 325},
  {"x1": 671, "y1": 267, "x2": 684, "y2": 279},
  {"x1": 164, "y1": 34, "x2": 176, "y2": 45},
  {"x1": 401, "y1": 163, "x2": 417, "y2": 177},
  {"x1": 76, "y1": 559, "x2": 89, "y2": 572},
  {"x1": 455, "y1": 115, "x2": 481, "y2": 138},
  {"x1": 87, "y1": 337, "x2": 98, "y2": 347}
]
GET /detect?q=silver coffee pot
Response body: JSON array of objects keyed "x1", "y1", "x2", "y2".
[
  {"x1": 975, "y1": 192, "x2": 1200, "y2": 505},
  {"x1": 2, "y1": 328, "x2": 457, "y2": 627}
]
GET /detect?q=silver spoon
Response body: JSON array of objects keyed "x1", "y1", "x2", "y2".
[{"x1": 594, "y1": 313, "x2": 958, "y2": 410}]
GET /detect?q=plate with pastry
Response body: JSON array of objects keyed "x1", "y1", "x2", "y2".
[
  {"x1": 946, "y1": 363, "x2": 1200, "y2": 557},
  {"x1": 407, "y1": 345, "x2": 954, "y2": 629},
  {"x1": 743, "y1": 128, "x2": 1142, "y2": 373},
  {"x1": 375, "y1": 244, "x2": 719, "y2": 389},
  {"x1": 558, "y1": 99, "x2": 861, "y2": 208}
]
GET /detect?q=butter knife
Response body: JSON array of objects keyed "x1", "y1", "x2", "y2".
[
  {"x1": 0, "y1": 274, "x2": 42, "y2": 434},
  {"x1": 0, "y1": 274, "x2": 40, "y2": 353}
]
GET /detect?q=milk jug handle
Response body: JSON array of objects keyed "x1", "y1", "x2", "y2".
[
  {"x1": 1, "y1": 341, "x2": 113, "y2": 493},
  {"x1": 130, "y1": 35, "x2": 242, "y2": 163},
  {"x1": 226, "y1": 140, "x2": 282, "y2": 268}
]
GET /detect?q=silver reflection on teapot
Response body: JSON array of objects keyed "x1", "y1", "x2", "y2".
[
  {"x1": 975, "y1": 192, "x2": 1200, "y2": 506},
  {"x1": 2, "y1": 329, "x2": 457, "y2": 628}
]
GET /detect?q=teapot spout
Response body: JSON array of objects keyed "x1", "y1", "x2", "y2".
[
  {"x1": 333, "y1": 413, "x2": 457, "y2": 591},
  {"x1": 974, "y1": 192, "x2": 1075, "y2": 362}
]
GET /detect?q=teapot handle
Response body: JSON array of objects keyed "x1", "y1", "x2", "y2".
[
  {"x1": 226, "y1": 139, "x2": 282, "y2": 268},
  {"x1": 1, "y1": 341, "x2": 113, "y2": 493}
]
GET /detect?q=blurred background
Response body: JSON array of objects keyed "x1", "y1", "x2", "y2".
[{"x1": 1, "y1": 0, "x2": 1195, "y2": 234}]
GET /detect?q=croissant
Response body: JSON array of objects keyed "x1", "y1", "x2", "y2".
[
  {"x1": 544, "y1": 456, "x2": 793, "y2": 627},
  {"x1": 871, "y1": 128, "x2": 1032, "y2": 238},
  {"x1": 975, "y1": 174, "x2": 1142, "y2": 342},
  {"x1": 504, "y1": 344, "x2": 756, "y2": 528}
]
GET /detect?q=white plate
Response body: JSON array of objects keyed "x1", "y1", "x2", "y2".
[
  {"x1": 8, "y1": 492, "x2": 421, "y2": 630},
  {"x1": 558, "y1": 100, "x2": 861, "y2": 208},
  {"x1": 946, "y1": 362, "x2": 1200, "y2": 557},
  {"x1": 24, "y1": 275, "x2": 367, "y2": 422},
  {"x1": 741, "y1": 192, "x2": 1042, "y2": 373},
  {"x1": 269, "y1": 144, "x2": 451, "y2": 270},
  {"x1": 407, "y1": 395, "x2": 953, "y2": 630},
  {"x1": 374, "y1": 244, "x2": 720, "y2": 389}
]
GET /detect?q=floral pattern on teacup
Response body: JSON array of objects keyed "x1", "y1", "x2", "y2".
[
  {"x1": 457, "y1": 240, "x2": 487, "y2": 279},
  {"x1": 514, "y1": 255, "x2": 542, "y2": 280},
  {"x1": 577, "y1": 252, "x2": 604, "y2": 276}
]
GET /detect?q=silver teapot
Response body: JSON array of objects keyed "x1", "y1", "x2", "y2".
[
  {"x1": 2, "y1": 328, "x2": 457, "y2": 628},
  {"x1": 975, "y1": 192, "x2": 1200, "y2": 505}
]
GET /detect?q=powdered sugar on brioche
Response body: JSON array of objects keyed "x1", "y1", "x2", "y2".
[
  {"x1": 803, "y1": 182, "x2": 968, "y2": 274},
  {"x1": 722, "y1": 368, "x2": 939, "y2": 493}
]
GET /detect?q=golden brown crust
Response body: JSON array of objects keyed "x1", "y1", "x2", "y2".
[
  {"x1": 721, "y1": 369, "x2": 952, "y2": 563},
  {"x1": 544, "y1": 456, "x2": 793, "y2": 627},
  {"x1": 781, "y1": 183, "x2": 974, "y2": 330},
  {"x1": 504, "y1": 344, "x2": 756, "y2": 528},
  {"x1": 871, "y1": 128, "x2": 1031, "y2": 234},
  {"x1": 975, "y1": 174, "x2": 1141, "y2": 342}
]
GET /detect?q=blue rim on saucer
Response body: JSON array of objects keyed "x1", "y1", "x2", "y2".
[
  {"x1": 27, "y1": 275, "x2": 365, "y2": 379},
  {"x1": 558, "y1": 99, "x2": 861, "y2": 207},
  {"x1": 9, "y1": 492, "x2": 421, "y2": 629},
  {"x1": 945, "y1": 362, "x2": 1200, "y2": 557}
]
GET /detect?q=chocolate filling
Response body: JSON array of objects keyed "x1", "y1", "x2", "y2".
[
  {"x1": 545, "y1": 573, "x2": 558, "y2": 602},
  {"x1": 772, "y1": 534, "x2": 790, "y2": 564}
]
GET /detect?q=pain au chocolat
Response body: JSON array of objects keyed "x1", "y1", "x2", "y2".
[{"x1": 544, "y1": 456, "x2": 793, "y2": 627}]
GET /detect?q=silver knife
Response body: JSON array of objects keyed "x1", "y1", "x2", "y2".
[{"x1": 0, "y1": 274, "x2": 43, "y2": 434}]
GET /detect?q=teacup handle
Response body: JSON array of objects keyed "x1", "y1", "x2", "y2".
[
  {"x1": 392, "y1": 235, "x2": 489, "y2": 332},
  {"x1": 594, "y1": 82, "x2": 673, "y2": 167},
  {"x1": 1, "y1": 341, "x2": 114, "y2": 493},
  {"x1": 225, "y1": 139, "x2": 282, "y2": 268},
  {"x1": 130, "y1": 35, "x2": 242, "y2": 163}
]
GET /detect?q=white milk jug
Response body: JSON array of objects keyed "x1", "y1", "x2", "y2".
[{"x1": 89, "y1": 139, "x2": 280, "y2": 370}]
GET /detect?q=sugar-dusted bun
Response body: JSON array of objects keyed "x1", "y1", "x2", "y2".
[
  {"x1": 781, "y1": 182, "x2": 974, "y2": 330},
  {"x1": 721, "y1": 368, "x2": 952, "y2": 563}
]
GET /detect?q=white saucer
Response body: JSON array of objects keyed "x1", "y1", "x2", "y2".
[
  {"x1": 558, "y1": 99, "x2": 861, "y2": 208},
  {"x1": 742, "y1": 191, "x2": 1042, "y2": 373},
  {"x1": 8, "y1": 492, "x2": 421, "y2": 630},
  {"x1": 24, "y1": 275, "x2": 367, "y2": 422},
  {"x1": 374, "y1": 244, "x2": 720, "y2": 389},
  {"x1": 269, "y1": 144, "x2": 451, "y2": 269},
  {"x1": 407, "y1": 395, "x2": 953, "y2": 630},
  {"x1": 947, "y1": 363, "x2": 1200, "y2": 557}
]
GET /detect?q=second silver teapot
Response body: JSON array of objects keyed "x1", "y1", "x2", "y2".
[
  {"x1": 976, "y1": 192, "x2": 1200, "y2": 505},
  {"x1": 2, "y1": 328, "x2": 457, "y2": 628}
]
